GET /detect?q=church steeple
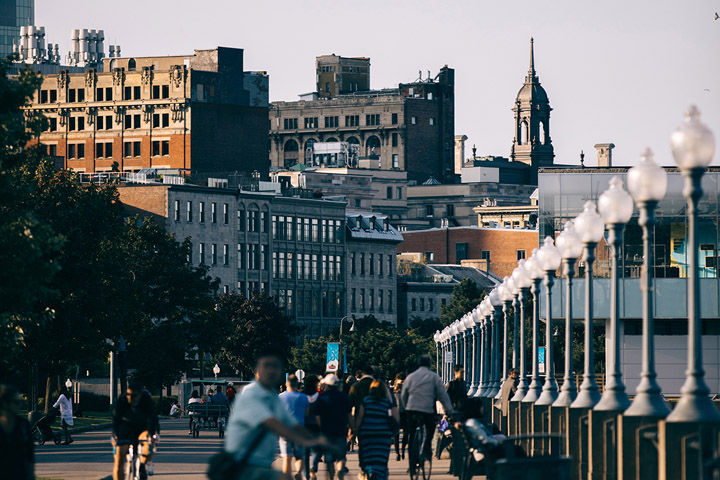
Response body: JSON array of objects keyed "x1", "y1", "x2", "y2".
[{"x1": 510, "y1": 38, "x2": 554, "y2": 184}]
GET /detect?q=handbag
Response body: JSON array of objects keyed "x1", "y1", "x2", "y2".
[{"x1": 207, "y1": 426, "x2": 267, "y2": 480}]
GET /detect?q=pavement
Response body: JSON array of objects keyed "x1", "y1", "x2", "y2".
[{"x1": 36, "y1": 418, "x2": 462, "y2": 480}]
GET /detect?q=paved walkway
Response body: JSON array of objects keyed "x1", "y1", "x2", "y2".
[{"x1": 35, "y1": 418, "x2": 462, "y2": 480}]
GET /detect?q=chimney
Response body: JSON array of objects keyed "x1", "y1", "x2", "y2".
[
  {"x1": 454, "y1": 135, "x2": 468, "y2": 174},
  {"x1": 594, "y1": 143, "x2": 615, "y2": 167}
]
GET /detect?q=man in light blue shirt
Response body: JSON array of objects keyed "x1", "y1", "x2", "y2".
[
  {"x1": 278, "y1": 374, "x2": 309, "y2": 479},
  {"x1": 225, "y1": 346, "x2": 328, "y2": 480}
]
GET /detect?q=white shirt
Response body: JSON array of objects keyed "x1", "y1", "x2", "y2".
[
  {"x1": 53, "y1": 394, "x2": 73, "y2": 426},
  {"x1": 169, "y1": 404, "x2": 180, "y2": 416}
]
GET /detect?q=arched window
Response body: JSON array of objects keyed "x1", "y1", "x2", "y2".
[
  {"x1": 366, "y1": 136, "x2": 381, "y2": 157},
  {"x1": 128, "y1": 58, "x2": 136, "y2": 71},
  {"x1": 109, "y1": 59, "x2": 118, "y2": 70},
  {"x1": 539, "y1": 121, "x2": 546, "y2": 145},
  {"x1": 520, "y1": 120, "x2": 528, "y2": 145},
  {"x1": 304, "y1": 139, "x2": 317, "y2": 163},
  {"x1": 325, "y1": 137, "x2": 338, "y2": 143},
  {"x1": 346, "y1": 136, "x2": 360, "y2": 145},
  {"x1": 283, "y1": 139, "x2": 299, "y2": 169}
]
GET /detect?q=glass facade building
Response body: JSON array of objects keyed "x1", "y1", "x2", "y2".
[{"x1": 0, "y1": 0, "x2": 34, "y2": 59}]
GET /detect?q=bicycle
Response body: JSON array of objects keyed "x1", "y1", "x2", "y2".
[
  {"x1": 407, "y1": 413, "x2": 435, "y2": 480},
  {"x1": 113, "y1": 434, "x2": 158, "y2": 480}
]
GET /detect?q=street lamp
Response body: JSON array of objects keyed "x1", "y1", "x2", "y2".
[
  {"x1": 499, "y1": 277, "x2": 515, "y2": 385},
  {"x1": 667, "y1": 106, "x2": 720, "y2": 422},
  {"x1": 536, "y1": 236, "x2": 562, "y2": 405},
  {"x1": 489, "y1": 288, "x2": 503, "y2": 398},
  {"x1": 624, "y1": 149, "x2": 671, "y2": 417},
  {"x1": 522, "y1": 251, "x2": 545, "y2": 403},
  {"x1": 553, "y1": 221, "x2": 583, "y2": 407},
  {"x1": 477, "y1": 299, "x2": 491, "y2": 397},
  {"x1": 458, "y1": 318, "x2": 468, "y2": 382},
  {"x1": 480, "y1": 298, "x2": 494, "y2": 397},
  {"x1": 463, "y1": 313, "x2": 476, "y2": 394},
  {"x1": 595, "y1": 176, "x2": 634, "y2": 412},
  {"x1": 469, "y1": 307, "x2": 482, "y2": 396},
  {"x1": 434, "y1": 331, "x2": 441, "y2": 376},
  {"x1": 65, "y1": 378, "x2": 73, "y2": 390},
  {"x1": 511, "y1": 260, "x2": 533, "y2": 402},
  {"x1": 213, "y1": 364, "x2": 220, "y2": 380},
  {"x1": 570, "y1": 201, "x2": 605, "y2": 409},
  {"x1": 339, "y1": 316, "x2": 356, "y2": 375}
]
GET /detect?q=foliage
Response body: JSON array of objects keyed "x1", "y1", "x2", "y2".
[
  {"x1": 409, "y1": 316, "x2": 444, "y2": 339},
  {"x1": 439, "y1": 278, "x2": 487, "y2": 327},
  {"x1": 213, "y1": 292, "x2": 299, "y2": 379}
]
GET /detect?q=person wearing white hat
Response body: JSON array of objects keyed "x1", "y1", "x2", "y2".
[{"x1": 314, "y1": 374, "x2": 351, "y2": 480}]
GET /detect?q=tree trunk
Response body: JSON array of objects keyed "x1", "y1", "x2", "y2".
[{"x1": 44, "y1": 375, "x2": 51, "y2": 413}]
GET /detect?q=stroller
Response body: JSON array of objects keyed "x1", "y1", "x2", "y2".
[{"x1": 31, "y1": 407, "x2": 63, "y2": 445}]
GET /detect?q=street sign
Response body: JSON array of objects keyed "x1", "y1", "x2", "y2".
[
  {"x1": 538, "y1": 347, "x2": 546, "y2": 374},
  {"x1": 444, "y1": 351, "x2": 454, "y2": 364},
  {"x1": 326, "y1": 343, "x2": 339, "y2": 372}
]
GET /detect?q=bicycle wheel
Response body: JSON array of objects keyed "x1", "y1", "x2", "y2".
[
  {"x1": 33, "y1": 429, "x2": 45, "y2": 445},
  {"x1": 418, "y1": 427, "x2": 432, "y2": 480},
  {"x1": 420, "y1": 454, "x2": 432, "y2": 480},
  {"x1": 408, "y1": 426, "x2": 422, "y2": 480}
]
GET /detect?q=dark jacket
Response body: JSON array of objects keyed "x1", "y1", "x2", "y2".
[
  {"x1": 446, "y1": 378, "x2": 468, "y2": 412},
  {"x1": 112, "y1": 390, "x2": 159, "y2": 440},
  {"x1": 0, "y1": 416, "x2": 33, "y2": 480}
]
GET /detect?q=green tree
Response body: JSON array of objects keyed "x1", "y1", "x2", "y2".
[
  {"x1": 439, "y1": 278, "x2": 487, "y2": 327},
  {"x1": 214, "y1": 292, "x2": 299, "y2": 379}
]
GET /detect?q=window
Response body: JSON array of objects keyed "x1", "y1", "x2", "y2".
[
  {"x1": 396, "y1": 187, "x2": 402, "y2": 199},
  {"x1": 360, "y1": 289, "x2": 365, "y2": 311},
  {"x1": 223, "y1": 285, "x2": 229, "y2": 294},
  {"x1": 481, "y1": 250, "x2": 491, "y2": 262},
  {"x1": 304, "y1": 117, "x2": 318, "y2": 129},
  {"x1": 50, "y1": 90, "x2": 57, "y2": 102},
  {"x1": 312, "y1": 254, "x2": 318, "y2": 280},
  {"x1": 68, "y1": 144, "x2": 76, "y2": 159},
  {"x1": 369, "y1": 254, "x2": 374, "y2": 275},
  {"x1": 456, "y1": 242, "x2": 468, "y2": 262},
  {"x1": 446, "y1": 204, "x2": 455, "y2": 217},
  {"x1": 237, "y1": 210, "x2": 245, "y2": 231},
  {"x1": 199, "y1": 202, "x2": 205, "y2": 223},
  {"x1": 223, "y1": 244, "x2": 229, "y2": 266},
  {"x1": 77, "y1": 143, "x2": 85, "y2": 158},
  {"x1": 77, "y1": 89, "x2": 85, "y2": 102},
  {"x1": 379, "y1": 290, "x2": 384, "y2": 312},
  {"x1": 360, "y1": 253, "x2": 365, "y2": 275},
  {"x1": 391, "y1": 113, "x2": 398, "y2": 125},
  {"x1": 97, "y1": 116, "x2": 104, "y2": 130},
  {"x1": 162, "y1": 85, "x2": 169, "y2": 99},
  {"x1": 388, "y1": 290, "x2": 393, "y2": 312},
  {"x1": 134, "y1": 86, "x2": 141, "y2": 99},
  {"x1": 369, "y1": 289, "x2": 375, "y2": 311},
  {"x1": 152, "y1": 85, "x2": 160, "y2": 99},
  {"x1": 283, "y1": 118, "x2": 298, "y2": 130},
  {"x1": 351, "y1": 252, "x2": 356, "y2": 275},
  {"x1": 388, "y1": 255, "x2": 393, "y2": 276},
  {"x1": 124, "y1": 86, "x2": 131, "y2": 100},
  {"x1": 425, "y1": 251, "x2": 434, "y2": 263},
  {"x1": 238, "y1": 244, "x2": 245, "y2": 269},
  {"x1": 40, "y1": 90, "x2": 48, "y2": 103},
  {"x1": 68, "y1": 89, "x2": 76, "y2": 102},
  {"x1": 223, "y1": 203, "x2": 229, "y2": 224},
  {"x1": 324, "y1": 116, "x2": 339, "y2": 128},
  {"x1": 345, "y1": 115, "x2": 359, "y2": 127},
  {"x1": 124, "y1": 142, "x2": 132, "y2": 157},
  {"x1": 392, "y1": 133, "x2": 398, "y2": 147},
  {"x1": 261, "y1": 212, "x2": 268, "y2": 233},
  {"x1": 420, "y1": 298, "x2": 425, "y2": 311},
  {"x1": 133, "y1": 141, "x2": 141, "y2": 157},
  {"x1": 429, "y1": 298, "x2": 434, "y2": 312},
  {"x1": 152, "y1": 140, "x2": 168, "y2": 156},
  {"x1": 173, "y1": 200, "x2": 180, "y2": 221},
  {"x1": 426, "y1": 205, "x2": 434, "y2": 217},
  {"x1": 211, "y1": 203, "x2": 217, "y2": 223},
  {"x1": 378, "y1": 254, "x2": 384, "y2": 276},
  {"x1": 46, "y1": 144, "x2": 57, "y2": 156},
  {"x1": 351, "y1": 289, "x2": 356, "y2": 312},
  {"x1": 411, "y1": 116, "x2": 417, "y2": 125},
  {"x1": 392, "y1": 154, "x2": 399, "y2": 168},
  {"x1": 153, "y1": 114, "x2": 160, "y2": 128},
  {"x1": 69, "y1": 117, "x2": 76, "y2": 131},
  {"x1": 96, "y1": 88, "x2": 104, "y2": 101},
  {"x1": 365, "y1": 114, "x2": 380, "y2": 126},
  {"x1": 186, "y1": 201, "x2": 192, "y2": 222},
  {"x1": 211, "y1": 244, "x2": 217, "y2": 265},
  {"x1": 105, "y1": 87, "x2": 113, "y2": 101},
  {"x1": 411, "y1": 298, "x2": 417, "y2": 311},
  {"x1": 386, "y1": 186, "x2": 392, "y2": 199},
  {"x1": 441, "y1": 298, "x2": 447, "y2": 307},
  {"x1": 517, "y1": 249, "x2": 526, "y2": 260},
  {"x1": 47, "y1": 118, "x2": 57, "y2": 132},
  {"x1": 429, "y1": 117, "x2": 435, "y2": 125},
  {"x1": 162, "y1": 113, "x2": 169, "y2": 128},
  {"x1": 96, "y1": 142, "x2": 113, "y2": 158},
  {"x1": 311, "y1": 219, "x2": 319, "y2": 242},
  {"x1": 199, "y1": 243, "x2": 205, "y2": 264},
  {"x1": 134, "y1": 114, "x2": 141, "y2": 129}
]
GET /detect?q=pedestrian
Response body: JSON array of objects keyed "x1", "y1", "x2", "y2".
[
  {"x1": 211, "y1": 386, "x2": 230, "y2": 426},
  {"x1": 226, "y1": 384, "x2": 236, "y2": 405},
  {"x1": 279, "y1": 374, "x2": 310, "y2": 480},
  {"x1": 187, "y1": 390, "x2": 201, "y2": 435},
  {"x1": 169, "y1": 401, "x2": 183, "y2": 418},
  {"x1": 53, "y1": 385, "x2": 74, "y2": 444},
  {"x1": 392, "y1": 373, "x2": 408, "y2": 461},
  {"x1": 224, "y1": 346, "x2": 329, "y2": 480},
  {"x1": 343, "y1": 374, "x2": 356, "y2": 396},
  {"x1": 314, "y1": 374, "x2": 351, "y2": 480},
  {"x1": 0, "y1": 384, "x2": 34, "y2": 480},
  {"x1": 302, "y1": 375, "x2": 321, "y2": 480},
  {"x1": 446, "y1": 365, "x2": 467, "y2": 414},
  {"x1": 348, "y1": 365, "x2": 374, "y2": 430},
  {"x1": 356, "y1": 380, "x2": 399, "y2": 480},
  {"x1": 500, "y1": 369, "x2": 518, "y2": 424}
]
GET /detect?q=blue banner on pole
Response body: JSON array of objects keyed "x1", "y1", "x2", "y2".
[
  {"x1": 343, "y1": 343, "x2": 347, "y2": 374},
  {"x1": 326, "y1": 342, "x2": 340, "y2": 373},
  {"x1": 538, "y1": 347, "x2": 546, "y2": 374}
]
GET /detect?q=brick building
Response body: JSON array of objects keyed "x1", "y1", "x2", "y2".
[
  {"x1": 24, "y1": 46, "x2": 269, "y2": 177},
  {"x1": 269, "y1": 56, "x2": 455, "y2": 184},
  {"x1": 396, "y1": 226, "x2": 539, "y2": 279}
]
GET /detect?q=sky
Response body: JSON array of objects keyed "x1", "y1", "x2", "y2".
[{"x1": 36, "y1": 0, "x2": 720, "y2": 168}]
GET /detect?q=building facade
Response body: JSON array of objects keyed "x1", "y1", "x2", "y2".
[
  {"x1": 538, "y1": 167, "x2": 720, "y2": 395},
  {"x1": 397, "y1": 226, "x2": 539, "y2": 279},
  {"x1": 23, "y1": 47, "x2": 269, "y2": 177},
  {"x1": 270, "y1": 62, "x2": 455, "y2": 184},
  {"x1": 346, "y1": 212, "x2": 403, "y2": 325},
  {"x1": 0, "y1": 0, "x2": 33, "y2": 59}
]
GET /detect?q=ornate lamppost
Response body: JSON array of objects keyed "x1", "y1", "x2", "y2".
[
  {"x1": 624, "y1": 149, "x2": 671, "y2": 417},
  {"x1": 498, "y1": 278, "x2": 514, "y2": 387},
  {"x1": 488, "y1": 289, "x2": 503, "y2": 398},
  {"x1": 434, "y1": 331, "x2": 441, "y2": 376},
  {"x1": 477, "y1": 299, "x2": 492, "y2": 397},
  {"x1": 464, "y1": 313, "x2": 477, "y2": 395},
  {"x1": 595, "y1": 176, "x2": 634, "y2": 411},
  {"x1": 667, "y1": 106, "x2": 720, "y2": 422},
  {"x1": 522, "y1": 252, "x2": 545, "y2": 403},
  {"x1": 570, "y1": 201, "x2": 606, "y2": 409},
  {"x1": 511, "y1": 260, "x2": 533, "y2": 401},
  {"x1": 536, "y1": 236, "x2": 562, "y2": 405},
  {"x1": 553, "y1": 221, "x2": 583, "y2": 407}
]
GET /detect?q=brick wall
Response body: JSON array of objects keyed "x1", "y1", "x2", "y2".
[
  {"x1": 117, "y1": 185, "x2": 170, "y2": 224},
  {"x1": 397, "y1": 227, "x2": 539, "y2": 278}
]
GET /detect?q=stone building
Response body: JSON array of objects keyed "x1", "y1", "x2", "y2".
[
  {"x1": 118, "y1": 182, "x2": 348, "y2": 338},
  {"x1": 24, "y1": 46, "x2": 269, "y2": 177},
  {"x1": 269, "y1": 57, "x2": 455, "y2": 184},
  {"x1": 345, "y1": 212, "x2": 403, "y2": 325}
]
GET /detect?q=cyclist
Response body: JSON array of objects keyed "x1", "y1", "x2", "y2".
[
  {"x1": 112, "y1": 379, "x2": 160, "y2": 480},
  {"x1": 401, "y1": 355, "x2": 455, "y2": 465}
]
